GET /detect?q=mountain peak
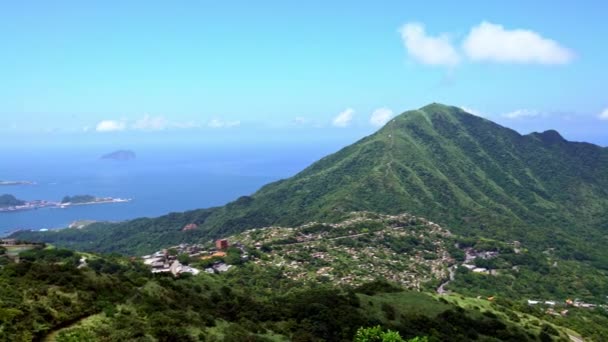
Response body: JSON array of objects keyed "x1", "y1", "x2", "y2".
[
  {"x1": 419, "y1": 102, "x2": 453, "y2": 111},
  {"x1": 534, "y1": 129, "x2": 565, "y2": 144}
]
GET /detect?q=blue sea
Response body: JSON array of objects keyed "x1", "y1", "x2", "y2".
[{"x1": 0, "y1": 143, "x2": 341, "y2": 236}]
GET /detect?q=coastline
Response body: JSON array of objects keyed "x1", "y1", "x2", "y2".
[{"x1": 0, "y1": 198, "x2": 131, "y2": 213}]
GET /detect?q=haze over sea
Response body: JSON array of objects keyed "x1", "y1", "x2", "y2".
[{"x1": 0, "y1": 142, "x2": 341, "y2": 236}]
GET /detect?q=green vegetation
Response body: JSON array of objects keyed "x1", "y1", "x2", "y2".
[
  {"x1": 354, "y1": 326, "x2": 428, "y2": 342},
  {"x1": 1, "y1": 247, "x2": 569, "y2": 341},
  {"x1": 61, "y1": 195, "x2": 97, "y2": 204},
  {"x1": 0, "y1": 194, "x2": 25, "y2": 207}
]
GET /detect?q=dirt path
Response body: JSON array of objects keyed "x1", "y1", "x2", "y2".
[
  {"x1": 42, "y1": 313, "x2": 97, "y2": 341},
  {"x1": 568, "y1": 334, "x2": 584, "y2": 342},
  {"x1": 281, "y1": 233, "x2": 369, "y2": 246}
]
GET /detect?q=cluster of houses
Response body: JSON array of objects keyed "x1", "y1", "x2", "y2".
[
  {"x1": 232, "y1": 212, "x2": 454, "y2": 289},
  {"x1": 142, "y1": 249, "x2": 201, "y2": 276},
  {"x1": 461, "y1": 248, "x2": 500, "y2": 274},
  {"x1": 0, "y1": 239, "x2": 18, "y2": 246},
  {"x1": 527, "y1": 298, "x2": 603, "y2": 316},
  {"x1": 140, "y1": 239, "x2": 240, "y2": 276}
]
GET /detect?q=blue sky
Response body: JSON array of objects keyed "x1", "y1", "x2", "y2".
[{"x1": 1, "y1": 0, "x2": 607, "y2": 146}]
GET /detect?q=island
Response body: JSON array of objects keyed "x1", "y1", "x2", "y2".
[
  {"x1": 0, "y1": 180, "x2": 35, "y2": 186},
  {"x1": 101, "y1": 150, "x2": 136, "y2": 161},
  {"x1": 61, "y1": 194, "x2": 130, "y2": 206},
  {"x1": 0, "y1": 194, "x2": 131, "y2": 213}
]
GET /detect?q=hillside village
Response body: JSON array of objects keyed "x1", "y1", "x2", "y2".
[
  {"x1": 226, "y1": 212, "x2": 456, "y2": 289},
  {"x1": 137, "y1": 212, "x2": 607, "y2": 319},
  {"x1": 141, "y1": 239, "x2": 246, "y2": 276}
]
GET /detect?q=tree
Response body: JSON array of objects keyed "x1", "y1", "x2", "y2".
[
  {"x1": 177, "y1": 253, "x2": 191, "y2": 265},
  {"x1": 354, "y1": 325, "x2": 429, "y2": 342},
  {"x1": 225, "y1": 247, "x2": 243, "y2": 265}
]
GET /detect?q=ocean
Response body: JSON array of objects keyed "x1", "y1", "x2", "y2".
[{"x1": 0, "y1": 142, "x2": 340, "y2": 236}]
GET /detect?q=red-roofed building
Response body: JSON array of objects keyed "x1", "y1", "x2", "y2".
[
  {"x1": 216, "y1": 239, "x2": 229, "y2": 250},
  {"x1": 182, "y1": 223, "x2": 198, "y2": 231}
]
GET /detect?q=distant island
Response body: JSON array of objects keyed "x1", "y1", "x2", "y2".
[
  {"x1": 0, "y1": 180, "x2": 35, "y2": 186},
  {"x1": 101, "y1": 150, "x2": 136, "y2": 161},
  {"x1": 61, "y1": 194, "x2": 130, "y2": 206},
  {"x1": 61, "y1": 195, "x2": 97, "y2": 204},
  {"x1": 0, "y1": 194, "x2": 131, "y2": 213}
]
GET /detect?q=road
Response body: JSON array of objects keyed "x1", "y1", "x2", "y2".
[{"x1": 437, "y1": 265, "x2": 457, "y2": 295}]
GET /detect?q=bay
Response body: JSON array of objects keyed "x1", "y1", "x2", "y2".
[{"x1": 0, "y1": 143, "x2": 336, "y2": 235}]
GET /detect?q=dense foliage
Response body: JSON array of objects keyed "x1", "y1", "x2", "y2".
[{"x1": 0, "y1": 248, "x2": 565, "y2": 341}]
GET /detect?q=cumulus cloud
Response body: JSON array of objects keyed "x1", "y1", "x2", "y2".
[
  {"x1": 207, "y1": 119, "x2": 241, "y2": 128},
  {"x1": 463, "y1": 21, "x2": 574, "y2": 65},
  {"x1": 399, "y1": 23, "x2": 460, "y2": 66},
  {"x1": 132, "y1": 115, "x2": 168, "y2": 131},
  {"x1": 171, "y1": 121, "x2": 199, "y2": 129},
  {"x1": 96, "y1": 120, "x2": 126, "y2": 132},
  {"x1": 369, "y1": 108, "x2": 394, "y2": 127},
  {"x1": 95, "y1": 116, "x2": 203, "y2": 132},
  {"x1": 598, "y1": 108, "x2": 608, "y2": 121},
  {"x1": 293, "y1": 117, "x2": 308, "y2": 125},
  {"x1": 332, "y1": 108, "x2": 354, "y2": 127},
  {"x1": 459, "y1": 106, "x2": 483, "y2": 117},
  {"x1": 502, "y1": 109, "x2": 540, "y2": 119}
]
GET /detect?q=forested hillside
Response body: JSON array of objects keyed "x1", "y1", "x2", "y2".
[{"x1": 1, "y1": 245, "x2": 589, "y2": 341}]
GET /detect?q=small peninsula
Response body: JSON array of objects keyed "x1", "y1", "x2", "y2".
[
  {"x1": 0, "y1": 194, "x2": 25, "y2": 208},
  {"x1": 0, "y1": 194, "x2": 130, "y2": 213},
  {"x1": 61, "y1": 194, "x2": 130, "y2": 206},
  {"x1": 101, "y1": 150, "x2": 136, "y2": 161}
]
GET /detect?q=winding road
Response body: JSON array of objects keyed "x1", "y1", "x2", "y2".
[{"x1": 437, "y1": 265, "x2": 456, "y2": 295}]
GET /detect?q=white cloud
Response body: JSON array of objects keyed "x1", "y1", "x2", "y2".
[
  {"x1": 94, "y1": 116, "x2": 202, "y2": 132},
  {"x1": 369, "y1": 108, "x2": 394, "y2": 127},
  {"x1": 171, "y1": 121, "x2": 199, "y2": 129},
  {"x1": 463, "y1": 21, "x2": 574, "y2": 65},
  {"x1": 207, "y1": 119, "x2": 241, "y2": 128},
  {"x1": 459, "y1": 106, "x2": 483, "y2": 117},
  {"x1": 332, "y1": 108, "x2": 354, "y2": 127},
  {"x1": 598, "y1": 108, "x2": 608, "y2": 121},
  {"x1": 399, "y1": 22, "x2": 460, "y2": 66},
  {"x1": 502, "y1": 109, "x2": 540, "y2": 119},
  {"x1": 132, "y1": 115, "x2": 168, "y2": 131},
  {"x1": 293, "y1": 117, "x2": 308, "y2": 125},
  {"x1": 96, "y1": 120, "x2": 126, "y2": 132}
]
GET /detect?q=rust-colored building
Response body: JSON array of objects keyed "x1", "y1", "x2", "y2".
[
  {"x1": 215, "y1": 239, "x2": 229, "y2": 250},
  {"x1": 182, "y1": 223, "x2": 198, "y2": 231}
]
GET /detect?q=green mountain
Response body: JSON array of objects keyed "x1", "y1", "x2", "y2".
[
  {"x1": 14, "y1": 103, "x2": 608, "y2": 262},
  {"x1": 202, "y1": 103, "x2": 608, "y2": 241}
]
